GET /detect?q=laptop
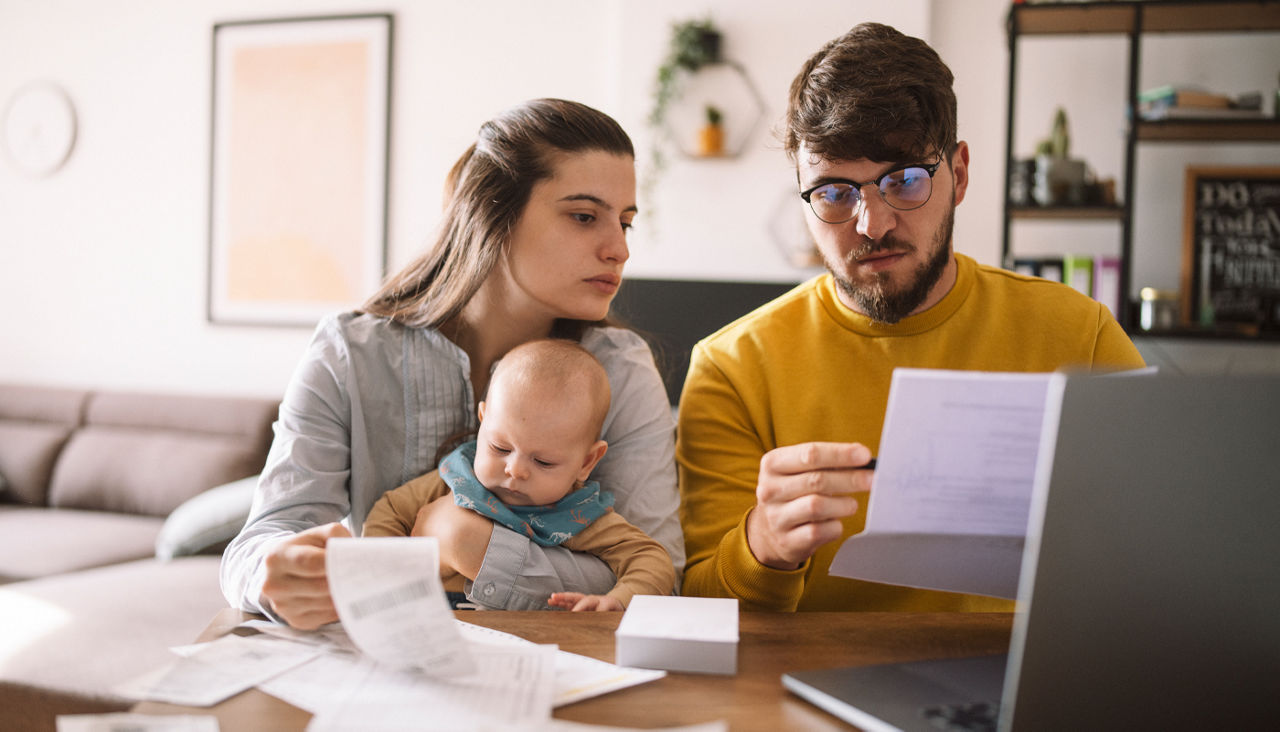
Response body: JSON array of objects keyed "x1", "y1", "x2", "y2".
[{"x1": 783, "y1": 373, "x2": 1280, "y2": 731}]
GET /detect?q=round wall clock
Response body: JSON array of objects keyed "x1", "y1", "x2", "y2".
[{"x1": 3, "y1": 82, "x2": 78, "y2": 176}]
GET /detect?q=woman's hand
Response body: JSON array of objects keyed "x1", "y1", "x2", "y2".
[
  {"x1": 548, "y1": 591, "x2": 624, "y2": 612},
  {"x1": 260, "y1": 522, "x2": 351, "y2": 630},
  {"x1": 411, "y1": 495, "x2": 494, "y2": 580},
  {"x1": 746, "y1": 442, "x2": 874, "y2": 570}
]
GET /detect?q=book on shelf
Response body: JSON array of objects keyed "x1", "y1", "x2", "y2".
[
  {"x1": 1139, "y1": 104, "x2": 1267, "y2": 122},
  {"x1": 1012, "y1": 256, "x2": 1064, "y2": 283},
  {"x1": 1092, "y1": 256, "x2": 1121, "y2": 319},
  {"x1": 1137, "y1": 85, "x2": 1232, "y2": 109},
  {"x1": 1013, "y1": 255, "x2": 1120, "y2": 316},
  {"x1": 1137, "y1": 84, "x2": 1267, "y2": 121},
  {"x1": 1063, "y1": 254, "x2": 1093, "y2": 297}
]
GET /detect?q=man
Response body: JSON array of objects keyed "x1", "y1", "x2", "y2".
[{"x1": 676, "y1": 23, "x2": 1144, "y2": 612}]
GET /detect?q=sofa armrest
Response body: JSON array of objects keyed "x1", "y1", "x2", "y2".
[{"x1": 154, "y1": 475, "x2": 257, "y2": 560}]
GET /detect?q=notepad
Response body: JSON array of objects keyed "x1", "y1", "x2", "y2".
[{"x1": 615, "y1": 595, "x2": 738, "y2": 675}]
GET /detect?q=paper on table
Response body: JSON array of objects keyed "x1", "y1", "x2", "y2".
[
  {"x1": 325, "y1": 536, "x2": 474, "y2": 676},
  {"x1": 829, "y1": 368, "x2": 1052, "y2": 599},
  {"x1": 112, "y1": 634, "x2": 321, "y2": 707},
  {"x1": 239, "y1": 617, "x2": 357, "y2": 653},
  {"x1": 305, "y1": 641, "x2": 558, "y2": 731},
  {"x1": 454, "y1": 620, "x2": 667, "y2": 707},
  {"x1": 56, "y1": 714, "x2": 219, "y2": 732},
  {"x1": 539, "y1": 722, "x2": 729, "y2": 732},
  {"x1": 552, "y1": 650, "x2": 668, "y2": 707},
  {"x1": 253, "y1": 619, "x2": 665, "y2": 715}
]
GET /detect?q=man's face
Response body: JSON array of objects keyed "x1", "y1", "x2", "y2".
[{"x1": 797, "y1": 142, "x2": 969, "y2": 323}]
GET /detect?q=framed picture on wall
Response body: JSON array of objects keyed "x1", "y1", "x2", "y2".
[
  {"x1": 208, "y1": 14, "x2": 392, "y2": 326},
  {"x1": 1181, "y1": 166, "x2": 1280, "y2": 334}
]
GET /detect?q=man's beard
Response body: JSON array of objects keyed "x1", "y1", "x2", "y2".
[{"x1": 829, "y1": 203, "x2": 955, "y2": 324}]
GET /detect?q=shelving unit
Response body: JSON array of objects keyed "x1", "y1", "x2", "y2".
[{"x1": 1002, "y1": 0, "x2": 1280, "y2": 339}]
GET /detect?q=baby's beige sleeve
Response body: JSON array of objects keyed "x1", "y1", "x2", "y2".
[
  {"x1": 362, "y1": 470, "x2": 449, "y2": 537},
  {"x1": 564, "y1": 512, "x2": 677, "y2": 608}
]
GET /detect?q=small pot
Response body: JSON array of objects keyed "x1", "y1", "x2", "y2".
[{"x1": 1033, "y1": 155, "x2": 1087, "y2": 206}]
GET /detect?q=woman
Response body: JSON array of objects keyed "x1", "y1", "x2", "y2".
[{"x1": 220, "y1": 99, "x2": 683, "y2": 629}]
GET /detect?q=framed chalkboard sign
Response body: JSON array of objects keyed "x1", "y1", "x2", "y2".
[{"x1": 1181, "y1": 166, "x2": 1280, "y2": 334}]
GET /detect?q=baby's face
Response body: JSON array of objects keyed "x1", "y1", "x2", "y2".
[{"x1": 473, "y1": 385, "x2": 599, "y2": 507}]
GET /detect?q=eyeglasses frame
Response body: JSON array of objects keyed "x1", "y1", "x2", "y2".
[{"x1": 798, "y1": 160, "x2": 942, "y2": 224}]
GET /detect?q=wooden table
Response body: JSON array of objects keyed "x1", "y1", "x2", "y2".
[{"x1": 135, "y1": 609, "x2": 1012, "y2": 730}]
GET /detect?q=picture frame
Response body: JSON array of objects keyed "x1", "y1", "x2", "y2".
[
  {"x1": 208, "y1": 14, "x2": 392, "y2": 326},
  {"x1": 1180, "y1": 165, "x2": 1280, "y2": 333}
]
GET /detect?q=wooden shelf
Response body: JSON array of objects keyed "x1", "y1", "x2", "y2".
[
  {"x1": 1004, "y1": 1, "x2": 1280, "y2": 340},
  {"x1": 1012, "y1": 1, "x2": 1280, "y2": 36},
  {"x1": 1008, "y1": 205, "x2": 1125, "y2": 220},
  {"x1": 1012, "y1": 3, "x2": 1135, "y2": 34},
  {"x1": 1143, "y1": 1, "x2": 1280, "y2": 32},
  {"x1": 1136, "y1": 119, "x2": 1280, "y2": 142},
  {"x1": 1129, "y1": 325, "x2": 1280, "y2": 341}
]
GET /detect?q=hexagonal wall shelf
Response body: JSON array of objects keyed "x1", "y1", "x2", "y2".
[{"x1": 660, "y1": 60, "x2": 765, "y2": 160}]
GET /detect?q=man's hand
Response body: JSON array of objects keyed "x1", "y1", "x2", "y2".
[
  {"x1": 411, "y1": 494, "x2": 494, "y2": 581},
  {"x1": 547, "y1": 591, "x2": 624, "y2": 612},
  {"x1": 261, "y1": 522, "x2": 351, "y2": 630},
  {"x1": 746, "y1": 442, "x2": 874, "y2": 570}
]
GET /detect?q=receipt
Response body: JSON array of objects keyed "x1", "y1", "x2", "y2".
[{"x1": 326, "y1": 537, "x2": 475, "y2": 676}]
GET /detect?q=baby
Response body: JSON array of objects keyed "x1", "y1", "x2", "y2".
[{"x1": 364, "y1": 338, "x2": 675, "y2": 611}]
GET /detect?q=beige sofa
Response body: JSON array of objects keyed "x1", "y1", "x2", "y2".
[{"x1": 0, "y1": 383, "x2": 278, "y2": 732}]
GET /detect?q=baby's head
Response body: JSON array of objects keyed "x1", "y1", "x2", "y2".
[{"x1": 473, "y1": 339, "x2": 611, "y2": 507}]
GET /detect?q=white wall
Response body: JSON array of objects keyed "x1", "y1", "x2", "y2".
[
  {"x1": 615, "y1": 0, "x2": 929, "y2": 280},
  {"x1": 2, "y1": 0, "x2": 1276, "y2": 399}
]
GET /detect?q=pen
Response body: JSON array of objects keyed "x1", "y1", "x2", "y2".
[{"x1": 857, "y1": 458, "x2": 877, "y2": 470}]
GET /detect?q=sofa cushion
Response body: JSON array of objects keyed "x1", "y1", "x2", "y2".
[
  {"x1": 0, "y1": 424, "x2": 75, "y2": 507},
  {"x1": 0, "y1": 506, "x2": 163, "y2": 583},
  {"x1": 85, "y1": 390, "x2": 277, "y2": 440},
  {"x1": 0, "y1": 385, "x2": 88, "y2": 508},
  {"x1": 0, "y1": 384, "x2": 89, "y2": 424},
  {"x1": 0, "y1": 556, "x2": 226, "y2": 719},
  {"x1": 155, "y1": 475, "x2": 257, "y2": 560},
  {"x1": 46, "y1": 390, "x2": 278, "y2": 517},
  {"x1": 49, "y1": 429, "x2": 268, "y2": 517}
]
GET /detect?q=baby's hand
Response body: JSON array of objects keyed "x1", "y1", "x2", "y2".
[{"x1": 548, "y1": 591, "x2": 624, "y2": 612}]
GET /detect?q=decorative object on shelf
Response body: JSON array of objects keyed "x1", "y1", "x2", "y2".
[
  {"x1": 1137, "y1": 84, "x2": 1266, "y2": 121},
  {"x1": 768, "y1": 188, "x2": 823, "y2": 270},
  {"x1": 2, "y1": 81, "x2": 77, "y2": 177},
  {"x1": 647, "y1": 17, "x2": 723, "y2": 188},
  {"x1": 650, "y1": 18, "x2": 723, "y2": 134},
  {"x1": 1274, "y1": 70, "x2": 1279, "y2": 118},
  {"x1": 1138, "y1": 287, "x2": 1180, "y2": 332},
  {"x1": 1032, "y1": 107, "x2": 1087, "y2": 206},
  {"x1": 697, "y1": 105, "x2": 724, "y2": 157},
  {"x1": 645, "y1": 17, "x2": 765, "y2": 196},
  {"x1": 1008, "y1": 158, "x2": 1036, "y2": 206},
  {"x1": 207, "y1": 14, "x2": 392, "y2": 327},
  {"x1": 1180, "y1": 165, "x2": 1280, "y2": 335}
]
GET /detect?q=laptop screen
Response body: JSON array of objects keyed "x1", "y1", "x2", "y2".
[{"x1": 1004, "y1": 373, "x2": 1280, "y2": 730}]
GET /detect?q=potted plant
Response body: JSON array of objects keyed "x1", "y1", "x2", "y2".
[
  {"x1": 650, "y1": 18, "x2": 722, "y2": 131},
  {"x1": 1032, "y1": 107, "x2": 1087, "y2": 206},
  {"x1": 645, "y1": 18, "x2": 724, "y2": 191},
  {"x1": 697, "y1": 105, "x2": 724, "y2": 156}
]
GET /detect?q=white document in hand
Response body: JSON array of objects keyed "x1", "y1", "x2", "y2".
[
  {"x1": 326, "y1": 536, "x2": 475, "y2": 676},
  {"x1": 829, "y1": 368, "x2": 1052, "y2": 599}
]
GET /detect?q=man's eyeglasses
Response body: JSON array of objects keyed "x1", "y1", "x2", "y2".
[{"x1": 799, "y1": 161, "x2": 941, "y2": 224}]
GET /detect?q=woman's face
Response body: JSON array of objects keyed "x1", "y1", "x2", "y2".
[{"x1": 498, "y1": 150, "x2": 636, "y2": 323}]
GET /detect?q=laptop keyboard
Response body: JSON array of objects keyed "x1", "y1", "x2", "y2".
[{"x1": 920, "y1": 701, "x2": 1000, "y2": 732}]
